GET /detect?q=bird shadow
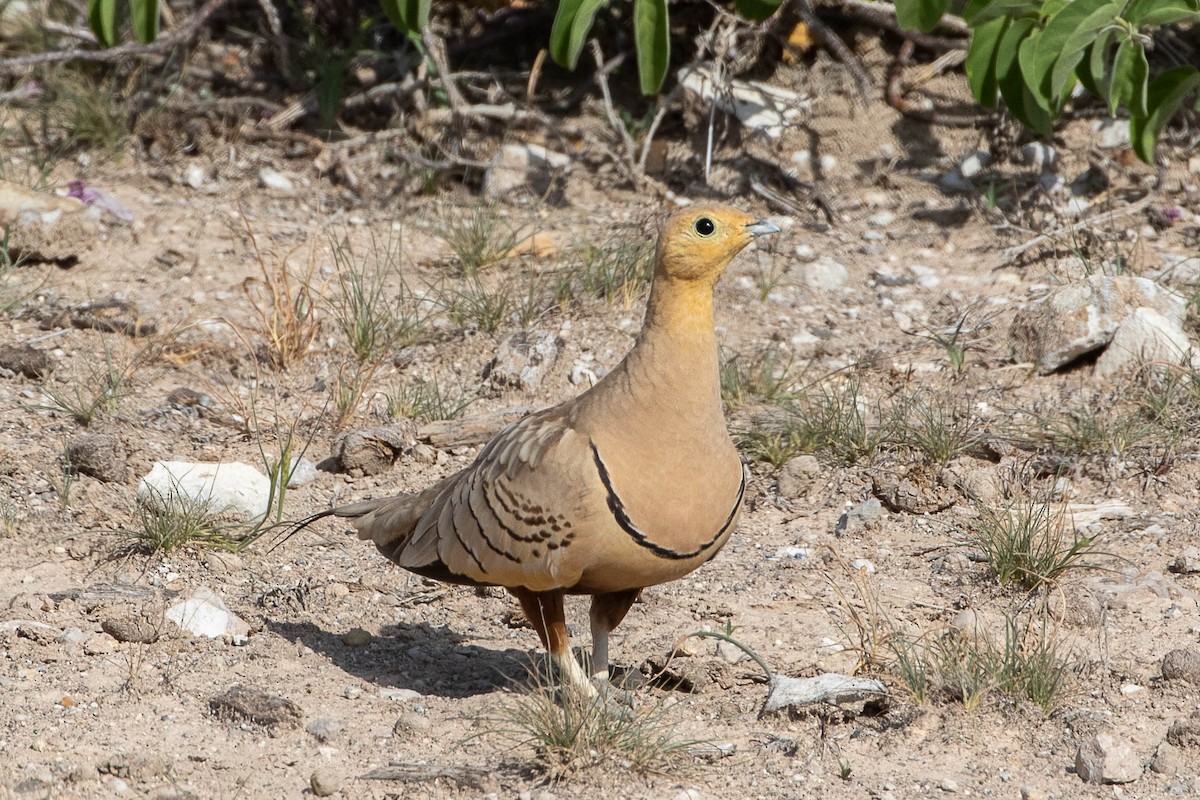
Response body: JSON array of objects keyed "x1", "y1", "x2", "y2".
[{"x1": 266, "y1": 619, "x2": 534, "y2": 698}]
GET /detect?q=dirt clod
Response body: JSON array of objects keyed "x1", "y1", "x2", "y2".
[
  {"x1": 0, "y1": 344, "x2": 51, "y2": 379},
  {"x1": 66, "y1": 433, "x2": 128, "y2": 483},
  {"x1": 332, "y1": 424, "x2": 413, "y2": 476},
  {"x1": 209, "y1": 684, "x2": 302, "y2": 729},
  {"x1": 1162, "y1": 649, "x2": 1200, "y2": 685}
]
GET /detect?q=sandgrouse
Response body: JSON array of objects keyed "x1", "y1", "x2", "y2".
[{"x1": 289, "y1": 206, "x2": 779, "y2": 694}]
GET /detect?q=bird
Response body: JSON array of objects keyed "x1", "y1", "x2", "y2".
[{"x1": 285, "y1": 206, "x2": 780, "y2": 695}]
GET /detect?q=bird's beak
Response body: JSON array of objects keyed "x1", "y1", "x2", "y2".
[{"x1": 745, "y1": 219, "x2": 781, "y2": 237}]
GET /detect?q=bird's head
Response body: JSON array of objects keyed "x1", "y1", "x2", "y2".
[{"x1": 655, "y1": 206, "x2": 780, "y2": 285}]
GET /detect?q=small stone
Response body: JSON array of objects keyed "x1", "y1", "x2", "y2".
[
  {"x1": 836, "y1": 498, "x2": 883, "y2": 535},
  {"x1": 849, "y1": 558, "x2": 876, "y2": 574},
  {"x1": 1162, "y1": 649, "x2": 1200, "y2": 685},
  {"x1": 184, "y1": 165, "x2": 207, "y2": 190},
  {"x1": 773, "y1": 545, "x2": 813, "y2": 560},
  {"x1": 674, "y1": 789, "x2": 702, "y2": 800},
  {"x1": 393, "y1": 711, "x2": 432, "y2": 736},
  {"x1": 341, "y1": 628, "x2": 372, "y2": 647},
  {"x1": 209, "y1": 684, "x2": 302, "y2": 728},
  {"x1": 803, "y1": 257, "x2": 848, "y2": 292},
  {"x1": 1020, "y1": 788, "x2": 1046, "y2": 800},
  {"x1": 777, "y1": 455, "x2": 821, "y2": 498},
  {"x1": 83, "y1": 633, "x2": 117, "y2": 655},
  {"x1": 867, "y1": 211, "x2": 895, "y2": 227},
  {"x1": 0, "y1": 344, "x2": 52, "y2": 379},
  {"x1": 1075, "y1": 732, "x2": 1142, "y2": 784},
  {"x1": 673, "y1": 637, "x2": 706, "y2": 658},
  {"x1": 483, "y1": 143, "x2": 569, "y2": 198},
  {"x1": 305, "y1": 718, "x2": 343, "y2": 742},
  {"x1": 57, "y1": 627, "x2": 89, "y2": 644},
  {"x1": 66, "y1": 433, "x2": 127, "y2": 483},
  {"x1": 715, "y1": 640, "x2": 745, "y2": 665},
  {"x1": 1020, "y1": 143, "x2": 1057, "y2": 171},
  {"x1": 1167, "y1": 716, "x2": 1200, "y2": 749},
  {"x1": 1094, "y1": 118, "x2": 1131, "y2": 149},
  {"x1": 940, "y1": 777, "x2": 959, "y2": 792},
  {"x1": 794, "y1": 244, "x2": 817, "y2": 262},
  {"x1": 258, "y1": 168, "x2": 294, "y2": 193},
  {"x1": 959, "y1": 150, "x2": 990, "y2": 178},
  {"x1": 138, "y1": 461, "x2": 272, "y2": 522},
  {"x1": 331, "y1": 424, "x2": 413, "y2": 477},
  {"x1": 1170, "y1": 548, "x2": 1200, "y2": 574},
  {"x1": 286, "y1": 457, "x2": 318, "y2": 488},
  {"x1": 1094, "y1": 307, "x2": 1194, "y2": 379},
  {"x1": 1152, "y1": 741, "x2": 1182, "y2": 776},
  {"x1": 378, "y1": 687, "x2": 422, "y2": 702},
  {"x1": 310, "y1": 767, "x2": 343, "y2": 797},
  {"x1": 166, "y1": 586, "x2": 249, "y2": 639},
  {"x1": 486, "y1": 331, "x2": 561, "y2": 393}
]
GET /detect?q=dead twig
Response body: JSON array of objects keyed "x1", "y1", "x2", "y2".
[
  {"x1": 827, "y1": 0, "x2": 969, "y2": 49},
  {"x1": 0, "y1": 0, "x2": 232, "y2": 74},
  {"x1": 423, "y1": 26, "x2": 467, "y2": 121},
  {"x1": 886, "y1": 40, "x2": 994, "y2": 128},
  {"x1": 795, "y1": 0, "x2": 874, "y2": 106},
  {"x1": 590, "y1": 42, "x2": 639, "y2": 175},
  {"x1": 1000, "y1": 194, "x2": 1156, "y2": 263}
]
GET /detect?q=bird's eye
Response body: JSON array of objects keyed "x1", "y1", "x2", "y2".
[{"x1": 693, "y1": 217, "x2": 716, "y2": 237}]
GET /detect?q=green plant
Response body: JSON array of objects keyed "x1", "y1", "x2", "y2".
[
  {"x1": 571, "y1": 239, "x2": 654, "y2": 306},
  {"x1": 387, "y1": 377, "x2": 474, "y2": 422},
  {"x1": 440, "y1": 206, "x2": 522, "y2": 277},
  {"x1": 483, "y1": 660, "x2": 694, "y2": 775},
  {"x1": 327, "y1": 229, "x2": 429, "y2": 365},
  {"x1": 120, "y1": 486, "x2": 246, "y2": 554},
  {"x1": 330, "y1": 362, "x2": 379, "y2": 429},
  {"x1": 897, "y1": 0, "x2": 1200, "y2": 163},
  {"x1": 1035, "y1": 396, "x2": 1152, "y2": 457},
  {"x1": 30, "y1": 336, "x2": 132, "y2": 426},
  {"x1": 964, "y1": 496, "x2": 1104, "y2": 590},
  {"x1": 720, "y1": 346, "x2": 797, "y2": 408},
  {"x1": 87, "y1": 0, "x2": 159, "y2": 45},
  {"x1": 439, "y1": 274, "x2": 548, "y2": 334},
  {"x1": 892, "y1": 391, "x2": 988, "y2": 465}
]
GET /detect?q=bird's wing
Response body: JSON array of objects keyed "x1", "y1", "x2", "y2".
[{"x1": 355, "y1": 405, "x2": 594, "y2": 590}]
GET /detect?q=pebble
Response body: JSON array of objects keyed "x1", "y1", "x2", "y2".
[
  {"x1": 286, "y1": 457, "x2": 318, "y2": 487},
  {"x1": 672, "y1": 637, "x2": 705, "y2": 658},
  {"x1": 803, "y1": 257, "x2": 848, "y2": 292},
  {"x1": 393, "y1": 711, "x2": 432, "y2": 735},
  {"x1": 310, "y1": 767, "x2": 343, "y2": 797},
  {"x1": 716, "y1": 640, "x2": 745, "y2": 665},
  {"x1": 777, "y1": 455, "x2": 821, "y2": 498},
  {"x1": 83, "y1": 633, "x2": 117, "y2": 655},
  {"x1": 1075, "y1": 732, "x2": 1142, "y2": 784},
  {"x1": 940, "y1": 777, "x2": 959, "y2": 792},
  {"x1": 1020, "y1": 142, "x2": 1057, "y2": 171},
  {"x1": 1162, "y1": 649, "x2": 1200, "y2": 685},
  {"x1": 959, "y1": 150, "x2": 990, "y2": 178},
  {"x1": 1095, "y1": 118, "x2": 1131, "y2": 149},
  {"x1": 305, "y1": 718, "x2": 343, "y2": 742},
  {"x1": 773, "y1": 546, "x2": 813, "y2": 561},
  {"x1": 258, "y1": 168, "x2": 294, "y2": 193},
  {"x1": 794, "y1": 244, "x2": 817, "y2": 262},
  {"x1": 867, "y1": 211, "x2": 895, "y2": 227},
  {"x1": 342, "y1": 686, "x2": 363, "y2": 700},
  {"x1": 849, "y1": 558, "x2": 876, "y2": 574},
  {"x1": 836, "y1": 498, "x2": 883, "y2": 535},
  {"x1": 56, "y1": 627, "x2": 90, "y2": 645},
  {"x1": 378, "y1": 687, "x2": 422, "y2": 702},
  {"x1": 1167, "y1": 715, "x2": 1200, "y2": 748},
  {"x1": 1020, "y1": 788, "x2": 1046, "y2": 800},
  {"x1": 1152, "y1": 741, "x2": 1182, "y2": 775},
  {"x1": 341, "y1": 628, "x2": 372, "y2": 647},
  {"x1": 1169, "y1": 547, "x2": 1200, "y2": 574},
  {"x1": 184, "y1": 164, "x2": 207, "y2": 190}
]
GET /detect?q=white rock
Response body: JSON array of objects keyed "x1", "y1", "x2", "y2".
[
  {"x1": 378, "y1": 687, "x2": 422, "y2": 702},
  {"x1": 1094, "y1": 119, "x2": 1131, "y2": 149},
  {"x1": 184, "y1": 165, "x2": 207, "y2": 190},
  {"x1": 258, "y1": 168, "x2": 294, "y2": 193},
  {"x1": 483, "y1": 143, "x2": 569, "y2": 198},
  {"x1": 1020, "y1": 142, "x2": 1057, "y2": 171},
  {"x1": 959, "y1": 150, "x2": 990, "y2": 178},
  {"x1": 680, "y1": 65, "x2": 810, "y2": 139},
  {"x1": 762, "y1": 673, "x2": 886, "y2": 714},
  {"x1": 1075, "y1": 732, "x2": 1141, "y2": 784},
  {"x1": 286, "y1": 457, "x2": 318, "y2": 488},
  {"x1": 803, "y1": 257, "x2": 848, "y2": 292},
  {"x1": 138, "y1": 460, "x2": 272, "y2": 521},
  {"x1": 773, "y1": 546, "x2": 813, "y2": 560},
  {"x1": 165, "y1": 586, "x2": 250, "y2": 639},
  {"x1": 794, "y1": 244, "x2": 817, "y2": 262},
  {"x1": 1094, "y1": 307, "x2": 1194, "y2": 379},
  {"x1": 867, "y1": 211, "x2": 895, "y2": 227},
  {"x1": 849, "y1": 558, "x2": 876, "y2": 574}
]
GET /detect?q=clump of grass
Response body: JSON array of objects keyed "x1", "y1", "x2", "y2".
[
  {"x1": 30, "y1": 336, "x2": 132, "y2": 426},
  {"x1": 387, "y1": 377, "x2": 473, "y2": 422},
  {"x1": 559, "y1": 237, "x2": 657, "y2": 307},
  {"x1": 483, "y1": 661, "x2": 694, "y2": 775},
  {"x1": 1033, "y1": 394, "x2": 1152, "y2": 458},
  {"x1": 330, "y1": 362, "x2": 379, "y2": 429},
  {"x1": 964, "y1": 496, "x2": 1104, "y2": 590},
  {"x1": 1137, "y1": 363, "x2": 1200, "y2": 440},
  {"x1": 737, "y1": 418, "x2": 822, "y2": 469},
  {"x1": 326, "y1": 228, "x2": 430, "y2": 365},
  {"x1": 891, "y1": 391, "x2": 989, "y2": 466},
  {"x1": 121, "y1": 488, "x2": 246, "y2": 554},
  {"x1": 239, "y1": 215, "x2": 322, "y2": 370},
  {"x1": 440, "y1": 205, "x2": 522, "y2": 276},
  {"x1": 720, "y1": 346, "x2": 798, "y2": 408},
  {"x1": 439, "y1": 274, "x2": 548, "y2": 333}
]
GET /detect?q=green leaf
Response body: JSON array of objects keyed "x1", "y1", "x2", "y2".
[
  {"x1": 735, "y1": 0, "x2": 783, "y2": 22},
  {"x1": 964, "y1": 0, "x2": 1039, "y2": 25},
  {"x1": 1131, "y1": 66, "x2": 1200, "y2": 163},
  {"x1": 1018, "y1": 30, "x2": 1053, "y2": 112},
  {"x1": 1028, "y1": 0, "x2": 1115, "y2": 109},
  {"x1": 997, "y1": 18, "x2": 1051, "y2": 136},
  {"x1": 87, "y1": 0, "x2": 117, "y2": 47},
  {"x1": 966, "y1": 16, "x2": 1008, "y2": 107},
  {"x1": 549, "y1": 0, "x2": 608, "y2": 69},
  {"x1": 1048, "y1": 1, "x2": 1121, "y2": 104},
  {"x1": 895, "y1": 0, "x2": 951, "y2": 33},
  {"x1": 1080, "y1": 27, "x2": 1116, "y2": 97},
  {"x1": 130, "y1": 0, "x2": 159, "y2": 44},
  {"x1": 1125, "y1": 0, "x2": 1199, "y2": 27},
  {"x1": 379, "y1": 0, "x2": 429, "y2": 37},
  {"x1": 634, "y1": 0, "x2": 669, "y2": 95},
  {"x1": 1108, "y1": 38, "x2": 1149, "y2": 116}
]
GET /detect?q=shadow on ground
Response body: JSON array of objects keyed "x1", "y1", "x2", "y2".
[{"x1": 267, "y1": 619, "x2": 533, "y2": 698}]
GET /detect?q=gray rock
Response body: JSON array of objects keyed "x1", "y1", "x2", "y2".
[
  {"x1": 959, "y1": 150, "x2": 990, "y2": 178},
  {"x1": 209, "y1": 684, "x2": 302, "y2": 728},
  {"x1": 305, "y1": 718, "x2": 343, "y2": 742},
  {"x1": 1152, "y1": 741, "x2": 1182, "y2": 776},
  {"x1": 57, "y1": 627, "x2": 90, "y2": 644},
  {"x1": 1075, "y1": 732, "x2": 1142, "y2": 784},
  {"x1": 1153, "y1": 252, "x2": 1200, "y2": 287},
  {"x1": 803, "y1": 257, "x2": 849, "y2": 292},
  {"x1": 101, "y1": 603, "x2": 163, "y2": 644},
  {"x1": 762, "y1": 673, "x2": 886, "y2": 715},
  {"x1": 1020, "y1": 142, "x2": 1057, "y2": 171},
  {"x1": 379, "y1": 687, "x2": 422, "y2": 702},
  {"x1": 67, "y1": 433, "x2": 127, "y2": 483},
  {"x1": 137, "y1": 460, "x2": 271, "y2": 522},
  {"x1": 1009, "y1": 275, "x2": 1188, "y2": 374},
  {"x1": 483, "y1": 143, "x2": 569, "y2": 198},
  {"x1": 341, "y1": 627, "x2": 372, "y2": 647},
  {"x1": 331, "y1": 423, "x2": 414, "y2": 476},
  {"x1": 836, "y1": 498, "x2": 883, "y2": 535},
  {"x1": 1170, "y1": 547, "x2": 1200, "y2": 574},
  {"x1": 0, "y1": 344, "x2": 51, "y2": 379},
  {"x1": 310, "y1": 768, "x2": 343, "y2": 797},
  {"x1": 393, "y1": 711, "x2": 432, "y2": 736},
  {"x1": 715, "y1": 640, "x2": 745, "y2": 665},
  {"x1": 777, "y1": 455, "x2": 821, "y2": 498},
  {"x1": 1162, "y1": 649, "x2": 1200, "y2": 685},
  {"x1": 1167, "y1": 716, "x2": 1200, "y2": 749},
  {"x1": 486, "y1": 331, "x2": 561, "y2": 393},
  {"x1": 1094, "y1": 307, "x2": 1194, "y2": 379},
  {"x1": 1094, "y1": 119, "x2": 1131, "y2": 149}
]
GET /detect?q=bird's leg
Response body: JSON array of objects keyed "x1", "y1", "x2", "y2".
[
  {"x1": 510, "y1": 587, "x2": 594, "y2": 698},
  {"x1": 588, "y1": 590, "x2": 640, "y2": 683}
]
